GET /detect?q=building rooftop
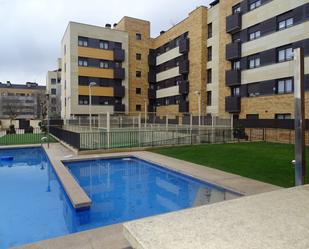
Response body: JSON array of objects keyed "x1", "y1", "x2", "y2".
[{"x1": 0, "y1": 82, "x2": 46, "y2": 90}]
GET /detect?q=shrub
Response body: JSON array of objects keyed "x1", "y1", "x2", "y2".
[
  {"x1": 38, "y1": 122, "x2": 47, "y2": 133},
  {"x1": 7, "y1": 124, "x2": 16, "y2": 134},
  {"x1": 25, "y1": 126, "x2": 34, "y2": 134},
  {"x1": 233, "y1": 126, "x2": 248, "y2": 141}
]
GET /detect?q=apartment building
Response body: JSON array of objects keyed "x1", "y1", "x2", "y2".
[
  {"x1": 60, "y1": 22, "x2": 128, "y2": 119},
  {"x1": 225, "y1": 0, "x2": 309, "y2": 119},
  {"x1": 46, "y1": 59, "x2": 62, "y2": 118},
  {"x1": 0, "y1": 81, "x2": 46, "y2": 119},
  {"x1": 58, "y1": 0, "x2": 309, "y2": 120}
]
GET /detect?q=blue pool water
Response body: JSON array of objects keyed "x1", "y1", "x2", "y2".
[{"x1": 0, "y1": 147, "x2": 240, "y2": 248}]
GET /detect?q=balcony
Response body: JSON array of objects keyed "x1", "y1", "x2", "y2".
[
  {"x1": 225, "y1": 96, "x2": 241, "y2": 113},
  {"x1": 226, "y1": 13, "x2": 242, "y2": 34},
  {"x1": 148, "y1": 70, "x2": 156, "y2": 83},
  {"x1": 113, "y1": 85, "x2": 125, "y2": 97},
  {"x1": 179, "y1": 60, "x2": 189, "y2": 74},
  {"x1": 113, "y1": 49, "x2": 125, "y2": 62},
  {"x1": 114, "y1": 103, "x2": 125, "y2": 112},
  {"x1": 148, "y1": 49, "x2": 156, "y2": 66},
  {"x1": 179, "y1": 80, "x2": 189, "y2": 94},
  {"x1": 226, "y1": 41, "x2": 241, "y2": 61},
  {"x1": 179, "y1": 100, "x2": 189, "y2": 113},
  {"x1": 113, "y1": 68, "x2": 125, "y2": 80},
  {"x1": 148, "y1": 89, "x2": 156, "y2": 99},
  {"x1": 179, "y1": 38, "x2": 189, "y2": 54},
  {"x1": 225, "y1": 69, "x2": 241, "y2": 86}
]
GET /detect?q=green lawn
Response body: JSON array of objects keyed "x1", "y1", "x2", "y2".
[
  {"x1": 150, "y1": 142, "x2": 309, "y2": 188},
  {"x1": 0, "y1": 133, "x2": 57, "y2": 146}
]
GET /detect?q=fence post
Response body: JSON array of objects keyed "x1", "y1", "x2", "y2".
[
  {"x1": 107, "y1": 112, "x2": 110, "y2": 149},
  {"x1": 138, "y1": 113, "x2": 141, "y2": 147},
  {"x1": 211, "y1": 115, "x2": 215, "y2": 143}
]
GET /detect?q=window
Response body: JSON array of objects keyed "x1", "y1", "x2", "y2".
[
  {"x1": 99, "y1": 40, "x2": 109, "y2": 49},
  {"x1": 51, "y1": 98, "x2": 56, "y2": 104},
  {"x1": 232, "y1": 32, "x2": 241, "y2": 42},
  {"x1": 99, "y1": 61, "x2": 109, "y2": 68},
  {"x1": 136, "y1": 71, "x2": 141, "y2": 78},
  {"x1": 249, "y1": 56, "x2": 260, "y2": 69},
  {"x1": 78, "y1": 37, "x2": 88, "y2": 47},
  {"x1": 64, "y1": 44, "x2": 66, "y2": 55},
  {"x1": 51, "y1": 89, "x2": 56, "y2": 95},
  {"x1": 164, "y1": 44, "x2": 170, "y2": 52},
  {"x1": 207, "y1": 91, "x2": 212, "y2": 106},
  {"x1": 136, "y1": 88, "x2": 141, "y2": 94},
  {"x1": 249, "y1": 30, "x2": 261, "y2": 40},
  {"x1": 246, "y1": 114, "x2": 259, "y2": 119},
  {"x1": 57, "y1": 78, "x2": 61, "y2": 83},
  {"x1": 175, "y1": 37, "x2": 181, "y2": 47},
  {"x1": 79, "y1": 96, "x2": 89, "y2": 105},
  {"x1": 275, "y1": 113, "x2": 291, "y2": 120},
  {"x1": 233, "y1": 4, "x2": 241, "y2": 13},
  {"x1": 277, "y1": 78, "x2": 293, "y2": 94},
  {"x1": 136, "y1": 104, "x2": 141, "y2": 111},
  {"x1": 250, "y1": 0, "x2": 261, "y2": 10},
  {"x1": 232, "y1": 87, "x2": 240, "y2": 96},
  {"x1": 136, "y1": 53, "x2": 141, "y2": 60},
  {"x1": 207, "y1": 46, "x2": 212, "y2": 61},
  {"x1": 51, "y1": 78, "x2": 56, "y2": 84},
  {"x1": 136, "y1": 33, "x2": 142, "y2": 40},
  {"x1": 232, "y1": 60, "x2": 240, "y2": 70},
  {"x1": 278, "y1": 18, "x2": 293, "y2": 30},
  {"x1": 208, "y1": 23, "x2": 212, "y2": 39},
  {"x1": 278, "y1": 47, "x2": 293, "y2": 62},
  {"x1": 78, "y1": 58, "x2": 88, "y2": 67},
  {"x1": 207, "y1": 69, "x2": 212, "y2": 84}
]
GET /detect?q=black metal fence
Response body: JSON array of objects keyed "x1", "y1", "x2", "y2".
[
  {"x1": 49, "y1": 126, "x2": 80, "y2": 149},
  {"x1": 234, "y1": 119, "x2": 309, "y2": 130},
  {"x1": 50, "y1": 126, "x2": 235, "y2": 151}
]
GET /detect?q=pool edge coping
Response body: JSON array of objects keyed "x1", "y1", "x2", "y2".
[{"x1": 42, "y1": 145, "x2": 92, "y2": 209}]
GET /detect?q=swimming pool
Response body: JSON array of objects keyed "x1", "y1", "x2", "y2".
[{"x1": 0, "y1": 147, "x2": 240, "y2": 248}]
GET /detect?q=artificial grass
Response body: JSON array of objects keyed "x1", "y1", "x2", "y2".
[
  {"x1": 150, "y1": 142, "x2": 309, "y2": 188},
  {"x1": 0, "y1": 133, "x2": 57, "y2": 146}
]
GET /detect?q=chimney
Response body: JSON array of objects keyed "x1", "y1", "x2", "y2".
[{"x1": 105, "y1": 23, "x2": 111, "y2": 28}]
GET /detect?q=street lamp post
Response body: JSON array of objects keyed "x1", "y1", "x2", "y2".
[
  {"x1": 144, "y1": 98, "x2": 147, "y2": 128},
  {"x1": 194, "y1": 91, "x2": 201, "y2": 127},
  {"x1": 89, "y1": 82, "x2": 96, "y2": 130}
]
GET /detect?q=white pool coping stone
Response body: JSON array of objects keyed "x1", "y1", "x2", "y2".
[
  {"x1": 42, "y1": 144, "x2": 92, "y2": 209},
  {"x1": 124, "y1": 184, "x2": 309, "y2": 249}
]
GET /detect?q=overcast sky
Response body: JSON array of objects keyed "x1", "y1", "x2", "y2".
[{"x1": 0, "y1": 0, "x2": 212, "y2": 85}]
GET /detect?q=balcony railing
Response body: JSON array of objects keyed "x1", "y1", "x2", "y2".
[
  {"x1": 179, "y1": 38, "x2": 189, "y2": 54},
  {"x1": 179, "y1": 100, "x2": 189, "y2": 113},
  {"x1": 148, "y1": 89, "x2": 156, "y2": 99},
  {"x1": 113, "y1": 48, "x2": 125, "y2": 62},
  {"x1": 113, "y1": 68, "x2": 125, "y2": 80},
  {"x1": 225, "y1": 69, "x2": 241, "y2": 86},
  {"x1": 148, "y1": 71, "x2": 156, "y2": 83},
  {"x1": 114, "y1": 103, "x2": 125, "y2": 112},
  {"x1": 226, "y1": 41, "x2": 241, "y2": 61},
  {"x1": 113, "y1": 85, "x2": 125, "y2": 97},
  {"x1": 179, "y1": 80, "x2": 189, "y2": 94},
  {"x1": 179, "y1": 60, "x2": 189, "y2": 74},
  {"x1": 226, "y1": 13, "x2": 242, "y2": 34},
  {"x1": 225, "y1": 96, "x2": 241, "y2": 113},
  {"x1": 148, "y1": 49, "x2": 156, "y2": 66}
]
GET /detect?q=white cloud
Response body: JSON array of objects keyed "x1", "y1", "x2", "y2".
[{"x1": 0, "y1": 0, "x2": 211, "y2": 85}]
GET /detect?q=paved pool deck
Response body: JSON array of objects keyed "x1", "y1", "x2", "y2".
[
  {"x1": 12, "y1": 143, "x2": 281, "y2": 249},
  {"x1": 124, "y1": 184, "x2": 309, "y2": 249}
]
